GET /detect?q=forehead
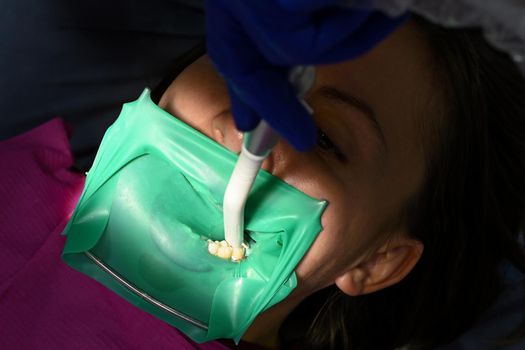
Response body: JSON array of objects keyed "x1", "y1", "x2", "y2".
[{"x1": 316, "y1": 20, "x2": 437, "y2": 137}]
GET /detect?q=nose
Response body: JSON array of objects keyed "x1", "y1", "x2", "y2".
[
  {"x1": 212, "y1": 111, "x2": 243, "y2": 154},
  {"x1": 212, "y1": 111, "x2": 278, "y2": 175}
]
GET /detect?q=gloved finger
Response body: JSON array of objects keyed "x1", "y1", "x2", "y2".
[
  {"x1": 315, "y1": 10, "x2": 410, "y2": 62},
  {"x1": 227, "y1": 68, "x2": 317, "y2": 151},
  {"x1": 227, "y1": 84, "x2": 261, "y2": 132}
]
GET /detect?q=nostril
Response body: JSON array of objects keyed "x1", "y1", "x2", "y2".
[
  {"x1": 212, "y1": 126, "x2": 225, "y2": 144},
  {"x1": 226, "y1": 129, "x2": 243, "y2": 154},
  {"x1": 212, "y1": 111, "x2": 243, "y2": 153}
]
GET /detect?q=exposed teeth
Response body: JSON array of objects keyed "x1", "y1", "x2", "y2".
[
  {"x1": 217, "y1": 245, "x2": 233, "y2": 259},
  {"x1": 207, "y1": 240, "x2": 219, "y2": 255},
  {"x1": 231, "y1": 246, "x2": 245, "y2": 261},
  {"x1": 207, "y1": 239, "x2": 246, "y2": 261}
]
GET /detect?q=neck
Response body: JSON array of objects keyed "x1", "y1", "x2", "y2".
[{"x1": 241, "y1": 291, "x2": 305, "y2": 349}]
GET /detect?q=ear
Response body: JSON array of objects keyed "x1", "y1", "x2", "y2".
[{"x1": 335, "y1": 236, "x2": 423, "y2": 296}]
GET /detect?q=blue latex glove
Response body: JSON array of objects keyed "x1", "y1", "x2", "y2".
[{"x1": 206, "y1": 0, "x2": 408, "y2": 151}]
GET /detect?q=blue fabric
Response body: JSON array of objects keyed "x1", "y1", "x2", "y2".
[
  {"x1": 437, "y1": 262, "x2": 525, "y2": 350},
  {"x1": 205, "y1": 0, "x2": 408, "y2": 150},
  {"x1": 0, "y1": 0, "x2": 204, "y2": 169}
]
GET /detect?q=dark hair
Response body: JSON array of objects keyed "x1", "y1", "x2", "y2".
[{"x1": 280, "y1": 17, "x2": 525, "y2": 349}]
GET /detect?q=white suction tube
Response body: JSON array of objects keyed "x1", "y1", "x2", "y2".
[{"x1": 223, "y1": 121, "x2": 277, "y2": 248}]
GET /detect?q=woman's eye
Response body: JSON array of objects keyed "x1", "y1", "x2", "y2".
[{"x1": 316, "y1": 128, "x2": 346, "y2": 162}]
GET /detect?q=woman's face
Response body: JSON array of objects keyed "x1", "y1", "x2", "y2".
[{"x1": 159, "y1": 21, "x2": 437, "y2": 296}]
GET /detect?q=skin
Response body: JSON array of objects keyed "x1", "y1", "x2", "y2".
[{"x1": 159, "y1": 21, "x2": 438, "y2": 348}]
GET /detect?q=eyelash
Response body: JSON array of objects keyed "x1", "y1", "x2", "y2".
[{"x1": 316, "y1": 128, "x2": 346, "y2": 162}]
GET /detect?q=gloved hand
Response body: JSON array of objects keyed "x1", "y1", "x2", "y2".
[{"x1": 206, "y1": 0, "x2": 408, "y2": 151}]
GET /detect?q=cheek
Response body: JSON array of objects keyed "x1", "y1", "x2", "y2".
[
  {"x1": 271, "y1": 149, "x2": 356, "y2": 256},
  {"x1": 275, "y1": 152, "x2": 387, "y2": 285}
]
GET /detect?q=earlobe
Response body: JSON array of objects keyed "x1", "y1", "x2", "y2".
[
  {"x1": 335, "y1": 268, "x2": 367, "y2": 296},
  {"x1": 335, "y1": 237, "x2": 423, "y2": 296}
]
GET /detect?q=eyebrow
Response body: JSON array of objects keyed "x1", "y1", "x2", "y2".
[{"x1": 318, "y1": 86, "x2": 387, "y2": 152}]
